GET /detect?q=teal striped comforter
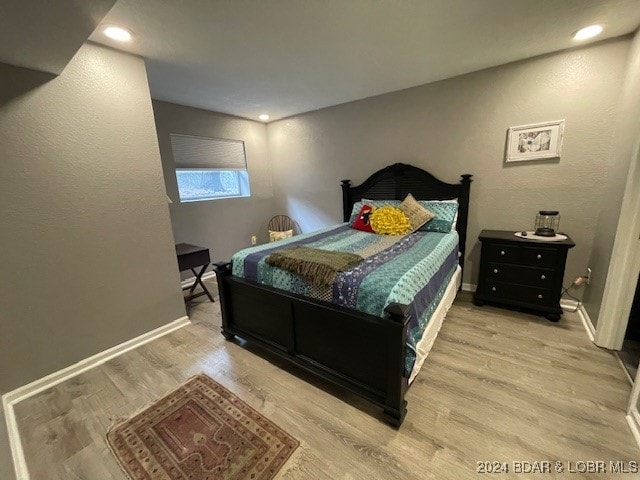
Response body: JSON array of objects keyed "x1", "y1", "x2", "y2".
[{"x1": 232, "y1": 224, "x2": 459, "y2": 374}]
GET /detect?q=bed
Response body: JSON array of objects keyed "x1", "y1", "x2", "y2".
[{"x1": 213, "y1": 163, "x2": 472, "y2": 426}]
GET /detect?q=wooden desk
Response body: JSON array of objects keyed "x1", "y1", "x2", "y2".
[{"x1": 175, "y1": 243, "x2": 214, "y2": 303}]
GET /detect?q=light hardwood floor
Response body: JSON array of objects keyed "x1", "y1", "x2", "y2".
[{"x1": 12, "y1": 280, "x2": 639, "y2": 479}]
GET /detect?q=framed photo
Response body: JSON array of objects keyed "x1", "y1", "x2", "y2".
[{"x1": 505, "y1": 120, "x2": 565, "y2": 163}]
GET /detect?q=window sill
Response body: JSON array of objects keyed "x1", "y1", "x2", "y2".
[{"x1": 179, "y1": 194, "x2": 250, "y2": 203}]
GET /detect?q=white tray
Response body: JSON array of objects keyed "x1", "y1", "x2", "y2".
[{"x1": 514, "y1": 231, "x2": 567, "y2": 241}]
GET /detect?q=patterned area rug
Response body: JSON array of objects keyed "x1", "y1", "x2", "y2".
[{"x1": 107, "y1": 374, "x2": 299, "y2": 480}]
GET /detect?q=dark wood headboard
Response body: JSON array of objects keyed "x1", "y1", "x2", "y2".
[{"x1": 340, "y1": 163, "x2": 473, "y2": 272}]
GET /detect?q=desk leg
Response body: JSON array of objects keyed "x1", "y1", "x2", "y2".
[{"x1": 189, "y1": 265, "x2": 215, "y2": 302}]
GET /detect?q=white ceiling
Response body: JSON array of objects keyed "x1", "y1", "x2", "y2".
[
  {"x1": 0, "y1": 0, "x2": 115, "y2": 74},
  {"x1": 90, "y1": 0, "x2": 640, "y2": 122}
]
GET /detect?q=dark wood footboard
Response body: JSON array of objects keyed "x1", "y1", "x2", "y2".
[{"x1": 213, "y1": 262, "x2": 410, "y2": 426}]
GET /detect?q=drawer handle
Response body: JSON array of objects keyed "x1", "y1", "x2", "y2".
[
  {"x1": 537, "y1": 254, "x2": 542, "y2": 260},
  {"x1": 541, "y1": 275, "x2": 546, "y2": 280},
  {"x1": 493, "y1": 268, "x2": 499, "y2": 274},
  {"x1": 500, "y1": 250, "x2": 506, "y2": 256},
  {"x1": 537, "y1": 294, "x2": 543, "y2": 299},
  {"x1": 492, "y1": 287, "x2": 497, "y2": 292}
]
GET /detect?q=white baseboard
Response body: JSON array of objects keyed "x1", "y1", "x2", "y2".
[
  {"x1": 559, "y1": 298, "x2": 579, "y2": 310},
  {"x1": 627, "y1": 410, "x2": 640, "y2": 453},
  {"x1": 4, "y1": 397, "x2": 27, "y2": 480},
  {"x1": 560, "y1": 301, "x2": 596, "y2": 342},
  {"x1": 3, "y1": 316, "x2": 191, "y2": 405},
  {"x1": 559, "y1": 301, "x2": 633, "y2": 385},
  {"x1": 3, "y1": 315, "x2": 191, "y2": 480},
  {"x1": 180, "y1": 271, "x2": 216, "y2": 289},
  {"x1": 461, "y1": 283, "x2": 476, "y2": 292},
  {"x1": 616, "y1": 353, "x2": 635, "y2": 385}
]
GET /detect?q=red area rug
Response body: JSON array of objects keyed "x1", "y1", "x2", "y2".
[{"x1": 107, "y1": 374, "x2": 299, "y2": 480}]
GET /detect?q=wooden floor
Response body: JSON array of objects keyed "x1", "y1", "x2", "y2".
[{"x1": 13, "y1": 280, "x2": 638, "y2": 479}]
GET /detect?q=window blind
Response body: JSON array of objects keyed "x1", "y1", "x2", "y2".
[{"x1": 170, "y1": 134, "x2": 247, "y2": 170}]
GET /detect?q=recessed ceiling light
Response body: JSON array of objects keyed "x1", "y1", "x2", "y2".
[
  {"x1": 104, "y1": 26, "x2": 133, "y2": 42},
  {"x1": 573, "y1": 24, "x2": 603, "y2": 41},
  {"x1": 258, "y1": 114, "x2": 270, "y2": 121}
]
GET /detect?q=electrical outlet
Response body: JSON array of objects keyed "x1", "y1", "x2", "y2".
[
  {"x1": 251, "y1": 235, "x2": 257, "y2": 245},
  {"x1": 586, "y1": 267, "x2": 592, "y2": 285}
]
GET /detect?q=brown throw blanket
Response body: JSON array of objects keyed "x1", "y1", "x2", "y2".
[{"x1": 266, "y1": 246, "x2": 363, "y2": 286}]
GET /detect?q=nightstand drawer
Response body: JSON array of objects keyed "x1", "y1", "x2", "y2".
[
  {"x1": 484, "y1": 243, "x2": 521, "y2": 264},
  {"x1": 486, "y1": 263, "x2": 555, "y2": 287},
  {"x1": 485, "y1": 243, "x2": 557, "y2": 267},
  {"x1": 520, "y1": 246, "x2": 557, "y2": 268},
  {"x1": 483, "y1": 281, "x2": 554, "y2": 307}
]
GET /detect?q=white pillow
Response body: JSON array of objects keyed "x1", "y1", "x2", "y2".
[{"x1": 269, "y1": 229, "x2": 293, "y2": 242}]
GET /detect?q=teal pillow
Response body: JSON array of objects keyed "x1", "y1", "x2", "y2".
[
  {"x1": 421, "y1": 218, "x2": 452, "y2": 233},
  {"x1": 418, "y1": 201, "x2": 458, "y2": 233}
]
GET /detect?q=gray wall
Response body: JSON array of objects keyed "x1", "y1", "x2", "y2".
[
  {"x1": 267, "y1": 38, "x2": 631, "y2": 288},
  {"x1": 152, "y1": 100, "x2": 275, "y2": 264},
  {"x1": 583, "y1": 30, "x2": 640, "y2": 326},
  {"x1": 0, "y1": 43, "x2": 186, "y2": 394}
]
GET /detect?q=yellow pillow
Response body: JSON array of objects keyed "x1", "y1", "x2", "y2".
[{"x1": 369, "y1": 206, "x2": 412, "y2": 235}]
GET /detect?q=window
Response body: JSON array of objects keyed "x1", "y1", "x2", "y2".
[
  {"x1": 170, "y1": 134, "x2": 250, "y2": 202},
  {"x1": 175, "y1": 170, "x2": 249, "y2": 201}
]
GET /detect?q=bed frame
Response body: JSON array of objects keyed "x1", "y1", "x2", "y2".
[{"x1": 214, "y1": 163, "x2": 472, "y2": 426}]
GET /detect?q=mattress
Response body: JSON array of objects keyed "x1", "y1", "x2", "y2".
[
  {"x1": 232, "y1": 224, "x2": 459, "y2": 375},
  {"x1": 410, "y1": 265, "x2": 461, "y2": 383}
]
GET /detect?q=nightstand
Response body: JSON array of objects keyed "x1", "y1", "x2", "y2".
[
  {"x1": 473, "y1": 230, "x2": 575, "y2": 321},
  {"x1": 175, "y1": 243, "x2": 215, "y2": 303}
]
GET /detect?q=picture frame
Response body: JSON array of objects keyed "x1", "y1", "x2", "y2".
[{"x1": 505, "y1": 120, "x2": 565, "y2": 163}]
